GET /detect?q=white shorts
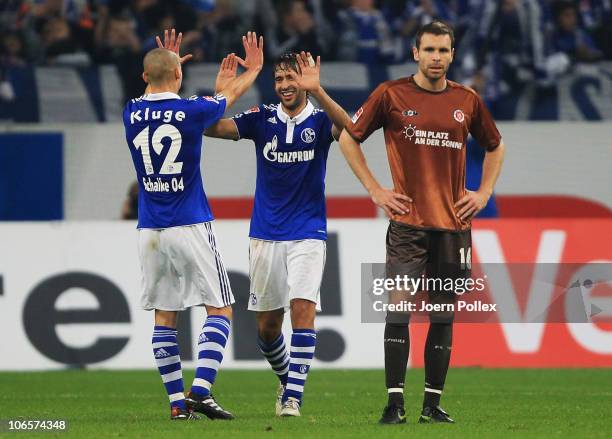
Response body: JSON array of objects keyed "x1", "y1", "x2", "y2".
[
  {"x1": 248, "y1": 238, "x2": 326, "y2": 312},
  {"x1": 139, "y1": 222, "x2": 234, "y2": 311}
]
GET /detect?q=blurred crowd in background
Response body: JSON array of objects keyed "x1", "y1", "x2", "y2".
[{"x1": 1, "y1": 0, "x2": 611, "y2": 102}]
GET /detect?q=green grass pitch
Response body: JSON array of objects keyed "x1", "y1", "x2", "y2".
[{"x1": 1, "y1": 369, "x2": 610, "y2": 438}]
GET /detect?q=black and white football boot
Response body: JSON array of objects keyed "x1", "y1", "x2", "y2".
[{"x1": 185, "y1": 392, "x2": 234, "y2": 420}]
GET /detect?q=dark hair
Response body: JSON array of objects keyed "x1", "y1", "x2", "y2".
[
  {"x1": 278, "y1": 0, "x2": 308, "y2": 20},
  {"x1": 273, "y1": 52, "x2": 301, "y2": 76},
  {"x1": 554, "y1": 0, "x2": 576, "y2": 19},
  {"x1": 415, "y1": 21, "x2": 455, "y2": 50}
]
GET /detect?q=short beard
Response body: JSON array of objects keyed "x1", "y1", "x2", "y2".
[
  {"x1": 282, "y1": 92, "x2": 307, "y2": 111},
  {"x1": 420, "y1": 65, "x2": 447, "y2": 81}
]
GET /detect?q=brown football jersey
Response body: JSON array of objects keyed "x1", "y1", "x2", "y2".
[{"x1": 346, "y1": 76, "x2": 502, "y2": 231}]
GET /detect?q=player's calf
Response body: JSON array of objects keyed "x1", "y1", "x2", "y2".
[
  {"x1": 188, "y1": 310, "x2": 235, "y2": 419},
  {"x1": 190, "y1": 313, "x2": 231, "y2": 397},
  {"x1": 152, "y1": 324, "x2": 189, "y2": 416},
  {"x1": 283, "y1": 329, "x2": 316, "y2": 408}
]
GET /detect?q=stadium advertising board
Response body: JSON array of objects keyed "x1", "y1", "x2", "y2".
[{"x1": 0, "y1": 219, "x2": 610, "y2": 370}]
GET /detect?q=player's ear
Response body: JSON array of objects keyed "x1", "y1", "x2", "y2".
[
  {"x1": 412, "y1": 46, "x2": 419, "y2": 62},
  {"x1": 142, "y1": 71, "x2": 148, "y2": 84},
  {"x1": 450, "y1": 47, "x2": 454, "y2": 63}
]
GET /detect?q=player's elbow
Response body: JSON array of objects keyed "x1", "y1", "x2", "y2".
[
  {"x1": 490, "y1": 140, "x2": 506, "y2": 159},
  {"x1": 338, "y1": 128, "x2": 350, "y2": 146},
  {"x1": 221, "y1": 93, "x2": 236, "y2": 110},
  {"x1": 339, "y1": 129, "x2": 359, "y2": 150}
]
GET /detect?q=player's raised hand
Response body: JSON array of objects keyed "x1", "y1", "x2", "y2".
[
  {"x1": 295, "y1": 51, "x2": 321, "y2": 93},
  {"x1": 235, "y1": 31, "x2": 263, "y2": 71},
  {"x1": 215, "y1": 54, "x2": 238, "y2": 94},
  {"x1": 155, "y1": 28, "x2": 193, "y2": 64},
  {"x1": 370, "y1": 187, "x2": 412, "y2": 218},
  {"x1": 454, "y1": 189, "x2": 489, "y2": 221}
]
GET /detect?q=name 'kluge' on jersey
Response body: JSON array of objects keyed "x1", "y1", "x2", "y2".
[
  {"x1": 123, "y1": 92, "x2": 226, "y2": 229},
  {"x1": 232, "y1": 101, "x2": 335, "y2": 242}
]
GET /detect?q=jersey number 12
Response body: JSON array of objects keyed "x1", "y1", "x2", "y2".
[{"x1": 133, "y1": 124, "x2": 183, "y2": 175}]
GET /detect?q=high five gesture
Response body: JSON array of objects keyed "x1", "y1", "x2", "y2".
[
  {"x1": 294, "y1": 51, "x2": 320, "y2": 93},
  {"x1": 236, "y1": 31, "x2": 264, "y2": 72},
  {"x1": 155, "y1": 28, "x2": 193, "y2": 64},
  {"x1": 215, "y1": 54, "x2": 239, "y2": 95}
]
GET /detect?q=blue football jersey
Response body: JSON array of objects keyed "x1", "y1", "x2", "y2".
[
  {"x1": 232, "y1": 101, "x2": 334, "y2": 241},
  {"x1": 123, "y1": 92, "x2": 226, "y2": 229}
]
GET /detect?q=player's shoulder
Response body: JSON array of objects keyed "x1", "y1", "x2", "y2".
[
  {"x1": 310, "y1": 107, "x2": 333, "y2": 126},
  {"x1": 186, "y1": 93, "x2": 227, "y2": 106},
  {"x1": 311, "y1": 107, "x2": 327, "y2": 118},
  {"x1": 122, "y1": 95, "x2": 145, "y2": 122},
  {"x1": 237, "y1": 103, "x2": 275, "y2": 115},
  {"x1": 366, "y1": 77, "x2": 413, "y2": 102},
  {"x1": 124, "y1": 95, "x2": 144, "y2": 110},
  {"x1": 447, "y1": 80, "x2": 481, "y2": 100},
  {"x1": 233, "y1": 104, "x2": 271, "y2": 123},
  {"x1": 378, "y1": 77, "x2": 413, "y2": 94},
  {"x1": 261, "y1": 103, "x2": 278, "y2": 115},
  {"x1": 130, "y1": 95, "x2": 146, "y2": 104},
  {"x1": 257, "y1": 103, "x2": 278, "y2": 122}
]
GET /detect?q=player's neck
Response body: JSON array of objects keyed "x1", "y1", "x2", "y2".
[
  {"x1": 413, "y1": 72, "x2": 447, "y2": 92},
  {"x1": 281, "y1": 99, "x2": 308, "y2": 118},
  {"x1": 147, "y1": 84, "x2": 179, "y2": 95}
]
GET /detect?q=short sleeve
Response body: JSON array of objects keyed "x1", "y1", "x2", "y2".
[
  {"x1": 321, "y1": 111, "x2": 334, "y2": 143},
  {"x1": 122, "y1": 101, "x2": 130, "y2": 126},
  {"x1": 231, "y1": 105, "x2": 263, "y2": 140},
  {"x1": 194, "y1": 94, "x2": 227, "y2": 131},
  {"x1": 469, "y1": 94, "x2": 502, "y2": 151},
  {"x1": 345, "y1": 83, "x2": 387, "y2": 143}
]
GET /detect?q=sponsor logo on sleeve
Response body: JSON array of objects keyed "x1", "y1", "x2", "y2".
[
  {"x1": 351, "y1": 107, "x2": 364, "y2": 123},
  {"x1": 203, "y1": 94, "x2": 226, "y2": 104}
]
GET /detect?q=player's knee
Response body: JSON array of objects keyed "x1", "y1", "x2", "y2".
[
  {"x1": 290, "y1": 299, "x2": 316, "y2": 328},
  {"x1": 258, "y1": 326, "x2": 281, "y2": 343},
  {"x1": 206, "y1": 305, "x2": 233, "y2": 320},
  {"x1": 154, "y1": 310, "x2": 178, "y2": 328},
  {"x1": 290, "y1": 298, "x2": 315, "y2": 312},
  {"x1": 257, "y1": 319, "x2": 282, "y2": 342}
]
